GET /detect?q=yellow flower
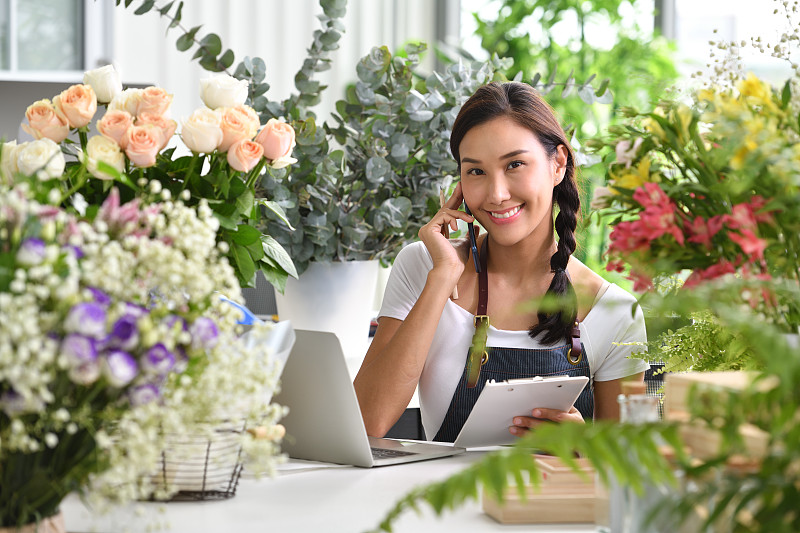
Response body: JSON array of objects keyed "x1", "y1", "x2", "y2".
[
  {"x1": 670, "y1": 103, "x2": 694, "y2": 144},
  {"x1": 610, "y1": 157, "x2": 657, "y2": 192},
  {"x1": 737, "y1": 72, "x2": 778, "y2": 112}
]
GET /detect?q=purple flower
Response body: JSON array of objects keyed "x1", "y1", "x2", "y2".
[
  {"x1": 102, "y1": 349, "x2": 138, "y2": 387},
  {"x1": 163, "y1": 314, "x2": 187, "y2": 331},
  {"x1": 190, "y1": 317, "x2": 219, "y2": 351},
  {"x1": 60, "y1": 333, "x2": 97, "y2": 365},
  {"x1": 142, "y1": 343, "x2": 175, "y2": 375},
  {"x1": 64, "y1": 302, "x2": 107, "y2": 339},
  {"x1": 87, "y1": 287, "x2": 111, "y2": 306},
  {"x1": 0, "y1": 390, "x2": 43, "y2": 416},
  {"x1": 108, "y1": 314, "x2": 139, "y2": 351},
  {"x1": 129, "y1": 384, "x2": 160, "y2": 406},
  {"x1": 120, "y1": 302, "x2": 148, "y2": 318},
  {"x1": 63, "y1": 245, "x2": 85, "y2": 259},
  {"x1": 17, "y1": 238, "x2": 46, "y2": 266}
]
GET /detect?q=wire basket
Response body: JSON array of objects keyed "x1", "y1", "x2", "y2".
[{"x1": 150, "y1": 420, "x2": 246, "y2": 501}]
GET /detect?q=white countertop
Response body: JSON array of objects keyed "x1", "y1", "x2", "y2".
[{"x1": 61, "y1": 450, "x2": 596, "y2": 533}]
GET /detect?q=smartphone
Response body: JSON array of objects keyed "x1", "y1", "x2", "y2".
[{"x1": 463, "y1": 202, "x2": 481, "y2": 273}]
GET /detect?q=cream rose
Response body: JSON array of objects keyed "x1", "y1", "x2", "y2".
[
  {"x1": 109, "y1": 88, "x2": 144, "y2": 117},
  {"x1": 227, "y1": 139, "x2": 264, "y2": 172},
  {"x1": 137, "y1": 86, "x2": 173, "y2": 117},
  {"x1": 136, "y1": 112, "x2": 177, "y2": 150},
  {"x1": 16, "y1": 139, "x2": 66, "y2": 180},
  {"x1": 200, "y1": 74, "x2": 249, "y2": 110},
  {"x1": 1, "y1": 141, "x2": 19, "y2": 184},
  {"x1": 21, "y1": 99, "x2": 70, "y2": 143},
  {"x1": 53, "y1": 84, "x2": 98, "y2": 129},
  {"x1": 97, "y1": 110, "x2": 133, "y2": 149},
  {"x1": 218, "y1": 105, "x2": 260, "y2": 152},
  {"x1": 83, "y1": 64, "x2": 123, "y2": 104},
  {"x1": 83, "y1": 135, "x2": 125, "y2": 180},
  {"x1": 255, "y1": 118, "x2": 296, "y2": 163},
  {"x1": 124, "y1": 125, "x2": 162, "y2": 168},
  {"x1": 181, "y1": 108, "x2": 224, "y2": 153}
]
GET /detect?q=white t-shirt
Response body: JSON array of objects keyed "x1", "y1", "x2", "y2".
[{"x1": 378, "y1": 241, "x2": 650, "y2": 439}]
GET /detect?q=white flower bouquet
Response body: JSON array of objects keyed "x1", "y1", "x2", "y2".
[{"x1": 0, "y1": 183, "x2": 285, "y2": 528}]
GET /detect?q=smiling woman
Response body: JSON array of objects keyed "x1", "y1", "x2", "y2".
[{"x1": 353, "y1": 81, "x2": 650, "y2": 443}]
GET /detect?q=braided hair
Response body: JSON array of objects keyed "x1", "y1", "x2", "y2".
[{"x1": 450, "y1": 81, "x2": 579, "y2": 345}]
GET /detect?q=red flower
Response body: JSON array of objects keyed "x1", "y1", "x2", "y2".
[
  {"x1": 684, "y1": 260, "x2": 737, "y2": 288},
  {"x1": 729, "y1": 228, "x2": 767, "y2": 261}
]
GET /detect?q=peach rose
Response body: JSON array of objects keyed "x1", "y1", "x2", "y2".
[
  {"x1": 21, "y1": 99, "x2": 70, "y2": 143},
  {"x1": 83, "y1": 135, "x2": 125, "y2": 180},
  {"x1": 97, "y1": 110, "x2": 133, "y2": 149},
  {"x1": 109, "y1": 88, "x2": 144, "y2": 117},
  {"x1": 136, "y1": 112, "x2": 177, "y2": 150},
  {"x1": 53, "y1": 84, "x2": 97, "y2": 129},
  {"x1": 181, "y1": 108, "x2": 223, "y2": 153},
  {"x1": 218, "y1": 105, "x2": 260, "y2": 152},
  {"x1": 137, "y1": 86, "x2": 173, "y2": 117},
  {"x1": 227, "y1": 139, "x2": 264, "y2": 172},
  {"x1": 124, "y1": 124, "x2": 162, "y2": 168},
  {"x1": 255, "y1": 118, "x2": 296, "y2": 161}
]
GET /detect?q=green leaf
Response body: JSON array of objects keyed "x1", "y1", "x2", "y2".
[
  {"x1": 262, "y1": 235, "x2": 298, "y2": 279},
  {"x1": 198, "y1": 33, "x2": 222, "y2": 57},
  {"x1": 230, "y1": 242, "x2": 256, "y2": 284},
  {"x1": 218, "y1": 49, "x2": 235, "y2": 69},
  {"x1": 259, "y1": 262, "x2": 289, "y2": 294},
  {"x1": 259, "y1": 199, "x2": 296, "y2": 230},
  {"x1": 176, "y1": 25, "x2": 201, "y2": 52},
  {"x1": 781, "y1": 79, "x2": 792, "y2": 108},
  {"x1": 229, "y1": 224, "x2": 261, "y2": 245},
  {"x1": 168, "y1": 1, "x2": 183, "y2": 29},
  {"x1": 595, "y1": 78, "x2": 611, "y2": 97},
  {"x1": 134, "y1": 0, "x2": 155, "y2": 15},
  {"x1": 365, "y1": 156, "x2": 390, "y2": 184},
  {"x1": 158, "y1": 0, "x2": 175, "y2": 15}
]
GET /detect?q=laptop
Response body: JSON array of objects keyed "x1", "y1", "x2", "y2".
[{"x1": 272, "y1": 329, "x2": 465, "y2": 467}]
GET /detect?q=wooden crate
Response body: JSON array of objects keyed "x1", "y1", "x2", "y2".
[
  {"x1": 664, "y1": 372, "x2": 772, "y2": 460},
  {"x1": 482, "y1": 455, "x2": 595, "y2": 524}
]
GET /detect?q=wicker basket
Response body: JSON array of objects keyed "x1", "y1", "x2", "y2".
[{"x1": 150, "y1": 420, "x2": 246, "y2": 501}]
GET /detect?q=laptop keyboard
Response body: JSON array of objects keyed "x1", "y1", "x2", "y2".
[{"x1": 370, "y1": 447, "x2": 417, "y2": 459}]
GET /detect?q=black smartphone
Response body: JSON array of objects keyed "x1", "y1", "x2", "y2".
[{"x1": 463, "y1": 202, "x2": 481, "y2": 273}]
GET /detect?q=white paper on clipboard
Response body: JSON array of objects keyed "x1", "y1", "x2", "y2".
[{"x1": 453, "y1": 375, "x2": 589, "y2": 448}]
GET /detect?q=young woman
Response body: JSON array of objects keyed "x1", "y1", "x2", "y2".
[{"x1": 354, "y1": 81, "x2": 648, "y2": 442}]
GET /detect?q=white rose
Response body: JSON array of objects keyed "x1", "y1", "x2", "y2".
[
  {"x1": 200, "y1": 74, "x2": 249, "y2": 110},
  {"x1": 590, "y1": 185, "x2": 614, "y2": 210},
  {"x1": 83, "y1": 64, "x2": 123, "y2": 104},
  {"x1": 1, "y1": 141, "x2": 19, "y2": 184},
  {"x1": 109, "y1": 88, "x2": 143, "y2": 117},
  {"x1": 16, "y1": 139, "x2": 66, "y2": 181},
  {"x1": 181, "y1": 108, "x2": 224, "y2": 153},
  {"x1": 83, "y1": 135, "x2": 125, "y2": 180}
]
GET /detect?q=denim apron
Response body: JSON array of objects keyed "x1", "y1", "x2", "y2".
[
  {"x1": 433, "y1": 342, "x2": 594, "y2": 442},
  {"x1": 433, "y1": 236, "x2": 594, "y2": 443}
]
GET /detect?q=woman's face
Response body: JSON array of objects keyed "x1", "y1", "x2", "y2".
[{"x1": 458, "y1": 115, "x2": 567, "y2": 247}]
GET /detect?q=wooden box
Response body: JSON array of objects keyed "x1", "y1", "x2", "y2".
[{"x1": 482, "y1": 455, "x2": 595, "y2": 524}]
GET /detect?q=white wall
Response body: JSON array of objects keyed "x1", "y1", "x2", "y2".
[{"x1": 111, "y1": 0, "x2": 439, "y2": 123}]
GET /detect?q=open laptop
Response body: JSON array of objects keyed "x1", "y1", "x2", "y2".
[{"x1": 272, "y1": 329, "x2": 465, "y2": 467}]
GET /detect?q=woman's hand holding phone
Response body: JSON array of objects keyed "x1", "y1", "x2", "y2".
[{"x1": 418, "y1": 182, "x2": 477, "y2": 287}]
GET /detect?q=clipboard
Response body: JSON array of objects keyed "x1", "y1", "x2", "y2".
[{"x1": 453, "y1": 375, "x2": 589, "y2": 448}]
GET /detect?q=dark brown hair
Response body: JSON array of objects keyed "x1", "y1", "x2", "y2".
[{"x1": 450, "y1": 81, "x2": 579, "y2": 344}]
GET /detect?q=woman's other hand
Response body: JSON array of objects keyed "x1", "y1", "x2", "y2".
[{"x1": 508, "y1": 406, "x2": 585, "y2": 436}]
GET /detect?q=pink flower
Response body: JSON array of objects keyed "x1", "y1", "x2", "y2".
[
  {"x1": 684, "y1": 260, "x2": 737, "y2": 289},
  {"x1": 97, "y1": 110, "x2": 133, "y2": 149},
  {"x1": 136, "y1": 86, "x2": 173, "y2": 117},
  {"x1": 687, "y1": 215, "x2": 724, "y2": 248},
  {"x1": 53, "y1": 84, "x2": 98, "y2": 129},
  {"x1": 136, "y1": 112, "x2": 177, "y2": 150},
  {"x1": 227, "y1": 139, "x2": 264, "y2": 172},
  {"x1": 729, "y1": 229, "x2": 767, "y2": 261},
  {"x1": 21, "y1": 99, "x2": 70, "y2": 143},
  {"x1": 630, "y1": 270, "x2": 653, "y2": 292},
  {"x1": 124, "y1": 124, "x2": 162, "y2": 168}
]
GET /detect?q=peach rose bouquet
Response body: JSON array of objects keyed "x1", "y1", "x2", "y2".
[{"x1": 2, "y1": 66, "x2": 298, "y2": 290}]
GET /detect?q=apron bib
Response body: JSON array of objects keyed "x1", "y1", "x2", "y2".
[{"x1": 433, "y1": 343, "x2": 593, "y2": 443}]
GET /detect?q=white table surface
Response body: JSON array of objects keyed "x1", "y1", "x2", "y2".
[{"x1": 61, "y1": 450, "x2": 597, "y2": 533}]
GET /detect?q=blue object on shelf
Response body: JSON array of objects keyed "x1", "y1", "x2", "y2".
[{"x1": 219, "y1": 295, "x2": 261, "y2": 325}]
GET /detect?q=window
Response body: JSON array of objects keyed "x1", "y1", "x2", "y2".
[{"x1": 0, "y1": 0, "x2": 111, "y2": 74}]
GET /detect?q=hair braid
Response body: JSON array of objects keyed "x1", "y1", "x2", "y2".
[{"x1": 527, "y1": 163, "x2": 580, "y2": 345}]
